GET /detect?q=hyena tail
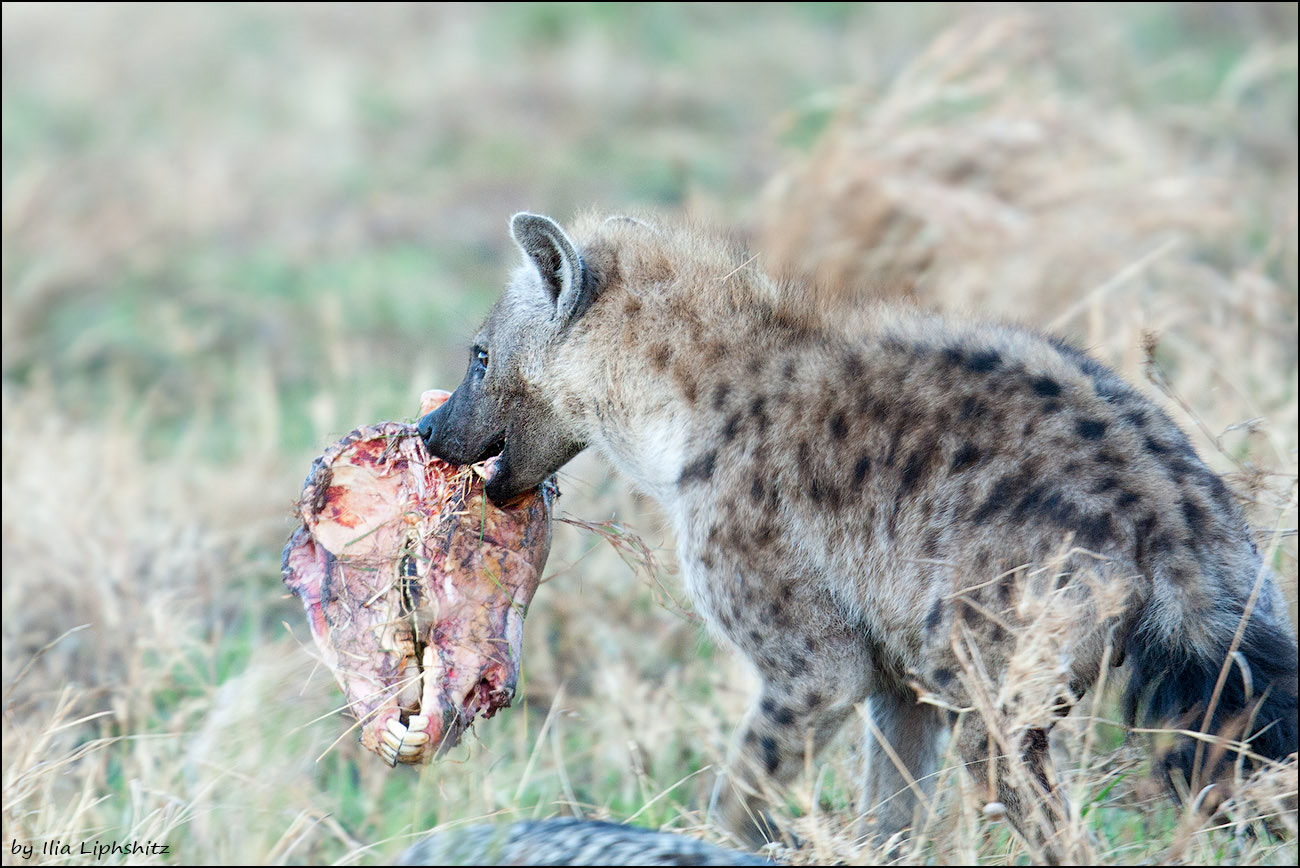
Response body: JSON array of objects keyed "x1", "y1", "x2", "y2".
[{"x1": 1122, "y1": 588, "x2": 1299, "y2": 791}]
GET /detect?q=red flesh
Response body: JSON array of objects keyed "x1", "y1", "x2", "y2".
[{"x1": 281, "y1": 396, "x2": 554, "y2": 763}]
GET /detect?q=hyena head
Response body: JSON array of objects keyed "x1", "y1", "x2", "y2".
[{"x1": 419, "y1": 213, "x2": 597, "y2": 504}]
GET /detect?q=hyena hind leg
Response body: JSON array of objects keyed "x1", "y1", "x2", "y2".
[
  {"x1": 857, "y1": 685, "x2": 948, "y2": 849},
  {"x1": 709, "y1": 627, "x2": 875, "y2": 849}
]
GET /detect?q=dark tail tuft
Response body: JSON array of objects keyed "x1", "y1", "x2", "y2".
[{"x1": 1123, "y1": 602, "x2": 1298, "y2": 790}]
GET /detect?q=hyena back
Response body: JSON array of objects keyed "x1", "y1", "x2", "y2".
[{"x1": 419, "y1": 211, "x2": 1298, "y2": 855}]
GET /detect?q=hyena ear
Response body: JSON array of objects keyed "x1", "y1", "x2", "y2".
[{"x1": 510, "y1": 212, "x2": 595, "y2": 326}]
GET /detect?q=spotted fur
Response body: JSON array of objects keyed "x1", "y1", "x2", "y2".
[
  {"x1": 399, "y1": 818, "x2": 771, "y2": 866},
  {"x1": 419, "y1": 212, "x2": 1298, "y2": 857}
]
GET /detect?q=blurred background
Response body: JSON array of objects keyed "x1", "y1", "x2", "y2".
[{"x1": 2, "y1": 3, "x2": 1296, "y2": 864}]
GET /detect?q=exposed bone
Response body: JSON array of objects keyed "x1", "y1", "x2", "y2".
[{"x1": 281, "y1": 395, "x2": 555, "y2": 766}]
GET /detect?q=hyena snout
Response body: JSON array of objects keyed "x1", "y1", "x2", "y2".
[
  {"x1": 416, "y1": 408, "x2": 439, "y2": 451},
  {"x1": 417, "y1": 394, "x2": 504, "y2": 467}
]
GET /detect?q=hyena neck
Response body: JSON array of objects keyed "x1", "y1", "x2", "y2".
[
  {"x1": 550, "y1": 355, "x2": 693, "y2": 505},
  {"x1": 599, "y1": 412, "x2": 692, "y2": 505},
  {"x1": 550, "y1": 281, "x2": 807, "y2": 508},
  {"x1": 552, "y1": 217, "x2": 826, "y2": 507}
]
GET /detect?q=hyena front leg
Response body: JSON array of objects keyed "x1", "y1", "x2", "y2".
[
  {"x1": 859, "y1": 684, "x2": 948, "y2": 846},
  {"x1": 953, "y1": 713, "x2": 1068, "y2": 865},
  {"x1": 710, "y1": 632, "x2": 874, "y2": 848},
  {"x1": 704, "y1": 578, "x2": 875, "y2": 848}
]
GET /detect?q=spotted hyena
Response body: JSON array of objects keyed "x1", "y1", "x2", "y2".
[{"x1": 418, "y1": 211, "x2": 1298, "y2": 856}]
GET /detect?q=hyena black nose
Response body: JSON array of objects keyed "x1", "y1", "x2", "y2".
[{"x1": 417, "y1": 410, "x2": 438, "y2": 452}]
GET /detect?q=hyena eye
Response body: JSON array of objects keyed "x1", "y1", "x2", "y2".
[{"x1": 473, "y1": 345, "x2": 489, "y2": 370}]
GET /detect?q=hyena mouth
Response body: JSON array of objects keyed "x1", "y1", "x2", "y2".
[{"x1": 477, "y1": 434, "x2": 507, "y2": 464}]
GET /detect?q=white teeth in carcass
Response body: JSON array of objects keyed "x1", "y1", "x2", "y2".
[{"x1": 376, "y1": 715, "x2": 434, "y2": 763}]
